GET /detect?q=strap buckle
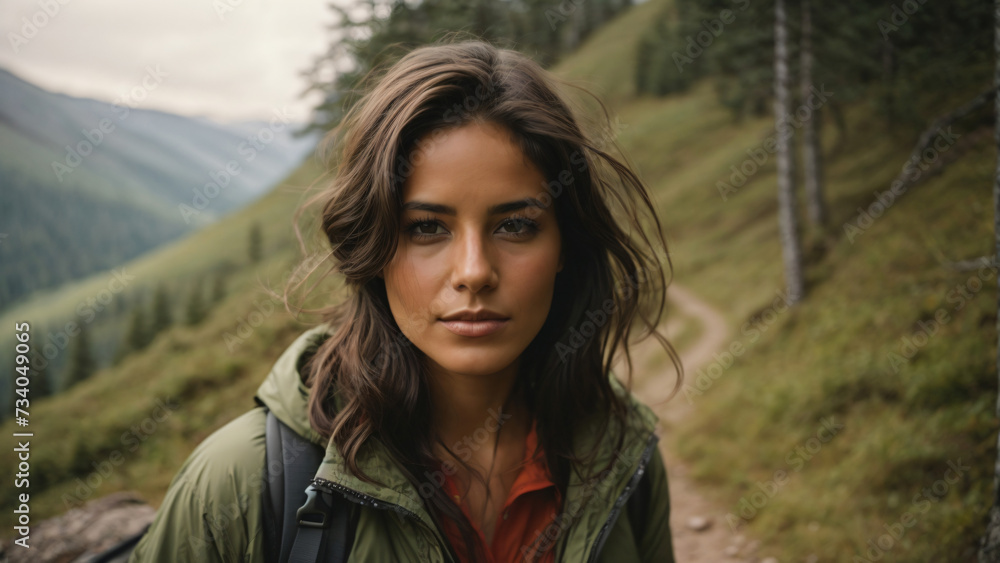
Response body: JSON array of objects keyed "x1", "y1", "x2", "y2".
[{"x1": 296, "y1": 484, "x2": 332, "y2": 529}]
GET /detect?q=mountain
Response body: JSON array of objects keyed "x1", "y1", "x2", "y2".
[
  {"x1": 0, "y1": 0, "x2": 993, "y2": 560},
  {"x1": 0, "y1": 67, "x2": 318, "y2": 309}
]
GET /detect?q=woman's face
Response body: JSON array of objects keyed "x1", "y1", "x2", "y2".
[{"x1": 381, "y1": 120, "x2": 563, "y2": 379}]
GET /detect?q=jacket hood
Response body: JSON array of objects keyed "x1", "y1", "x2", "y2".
[
  {"x1": 255, "y1": 323, "x2": 662, "y2": 562},
  {"x1": 254, "y1": 322, "x2": 333, "y2": 446}
]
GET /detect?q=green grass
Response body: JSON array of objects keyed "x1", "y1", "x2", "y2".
[
  {"x1": 667, "y1": 128, "x2": 997, "y2": 561},
  {"x1": 0, "y1": 155, "x2": 344, "y2": 530},
  {"x1": 553, "y1": 0, "x2": 667, "y2": 107},
  {"x1": 552, "y1": 1, "x2": 996, "y2": 559},
  {"x1": 1, "y1": 0, "x2": 996, "y2": 560}
]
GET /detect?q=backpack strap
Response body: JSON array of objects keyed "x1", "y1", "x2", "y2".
[
  {"x1": 625, "y1": 466, "x2": 652, "y2": 541},
  {"x1": 287, "y1": 483, "x2": 355, "y2": 563},
  {"x1": 263, "y1": 407, "x2": 355, "y2": 563}
]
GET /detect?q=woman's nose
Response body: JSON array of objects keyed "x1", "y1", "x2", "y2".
[{"x1": 450, "y1": 230, "x2": 498, "y2": 293}]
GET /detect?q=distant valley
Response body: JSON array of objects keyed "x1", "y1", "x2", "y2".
[{"x1": 0, "y1": 67, "x2": 318, "y2": 310}]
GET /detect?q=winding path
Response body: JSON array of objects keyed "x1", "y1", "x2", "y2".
[{"x1": 617, "y1": 283, "x2": 767, "y2": 562}]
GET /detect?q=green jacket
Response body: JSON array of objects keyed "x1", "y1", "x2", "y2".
[{"x1": 129, "y1": 323, "x2": 676, "y2": 562}]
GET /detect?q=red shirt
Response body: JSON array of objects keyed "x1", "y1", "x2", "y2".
[{"x1": 436, "y1": 419, "x2": 562, "y2": 563}]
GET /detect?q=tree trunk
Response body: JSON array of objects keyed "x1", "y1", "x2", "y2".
[
  {"x1": 568, "y1": 0, "x2": 586, "y2": 52},
  {"x1": 799, "y1": 0, "x2": 827, "y2": 226},
  {"x1": 978, "y1": 1, "x2": 1000, "y2": 560},
  {"x1": 888, "y1": 87, "x2": 994, "y2": 195},
  {"x1": 774, "y1": 0, "x2": 804, "y2": 304}
]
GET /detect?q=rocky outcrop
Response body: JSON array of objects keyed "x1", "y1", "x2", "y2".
[{"x1": 0, "y1": 491, "x2": 155, "y2": 563}]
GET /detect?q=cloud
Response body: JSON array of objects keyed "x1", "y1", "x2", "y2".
[{"x1": 0, "y1": 0, "x2": 334, "y2": 122}]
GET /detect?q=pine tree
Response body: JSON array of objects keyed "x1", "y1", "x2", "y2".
[
  {"x1": 799, "y1": 0, "x2": 827, "y2": 227},
  {"x1": 185, "y1": 279, "x2": 207, "y2": 326},
  {"x1": 211, "y1": 272, "x2": 226, "y2": 303},
  {"x1": 27, "y1": 325, "x2": 52, "y2": 399},
  {"x1": 125, "y1": 305, "x2": 150, "y2": 352},
  {"x1": 150, "y1": 284, "x2": 172, "y2": 337},
  {"x1": 32, "y1": 359, "x2": 51, "y2": 399},
  {"x1": 63, "y1": 323, "x2": 95, "y2": 391},
  {"x1": 248, "y1": 222, "x2": 262, "y2": 264},
  {"x1": 635, "y1": 0, "x2": 706, "y2": 96}
]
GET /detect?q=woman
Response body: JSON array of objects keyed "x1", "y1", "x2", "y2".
[{"x1": 130, "y1": 38, "x2": 681, "y2": 563}]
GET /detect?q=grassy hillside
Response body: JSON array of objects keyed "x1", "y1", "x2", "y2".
[
  {"x1": 555, "y1": 3, "x2": 995, "y2": 559},
  {"x1": 2, "y1": 0, "x2": 995, "y2": 560},
  {"x1": 0, "y1": 147, "x2": 328, "y2": 395},
  {"x1": 0, "y1": 155, "x2": 347, "y2": 528},
  {"x1": 617, "y1": 81, "x2": 994, "y2": 561},
  {"x1": 561, "y1": 5, "x2": 995, "y2": 561}
]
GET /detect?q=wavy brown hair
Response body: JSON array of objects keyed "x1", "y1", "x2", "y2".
[{"x1": 280, "y1": 36, "x2": 682, "y2": 562}]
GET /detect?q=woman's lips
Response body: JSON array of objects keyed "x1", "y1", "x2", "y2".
[{"x1": 438, "y1": 319, "x2": 509, "y2": 337}]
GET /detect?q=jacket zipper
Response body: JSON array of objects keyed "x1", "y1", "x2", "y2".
[
  {"x1": 584, "y1": 432, "x2": 659, "y2": 563},
  {"x1": 310, "y1": 476, "x2": 457, "y2": 563},
  {"x1": 312, "y1": 431, "x2": 658, "y2": 563}
]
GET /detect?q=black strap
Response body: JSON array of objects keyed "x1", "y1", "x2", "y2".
[
  {"x1": 287, "y1": 484, "x2": 354, "y2": 563},
  {"x1": 625, "y1": 467, "x2": 652, "y2": 541},
  {"x1": 263, "y1": 411, "x2": 282, "y2": 562},
  {"x1": 263, "y1": 408, "x2": 355, "y2": 563}
]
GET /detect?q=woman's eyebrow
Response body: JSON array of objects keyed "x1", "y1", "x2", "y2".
[{"x1": 402, "y1": 197, "x2": 547, "y2": 216}]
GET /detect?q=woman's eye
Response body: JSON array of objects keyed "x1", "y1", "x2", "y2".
[
  {"x1": 403, "y1": 217, "x2": 446, "y2": 237},
  {"x1": 415, "y1": 221, "x2": 441, "y2": 235},
  {"x1": 499, "y1": 216, "x2": 539, "y2": 237},
  {"x1": 501, "y1": 218, "x2": 525, "y2": 233}
]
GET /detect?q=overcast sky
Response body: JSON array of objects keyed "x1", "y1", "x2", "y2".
[{"x1": 0, "y1": 0, "x2": 339, "y2": 123}]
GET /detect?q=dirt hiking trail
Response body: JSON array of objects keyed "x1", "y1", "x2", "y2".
[{"x1": 616, "y1": 283, "x2": 776, "y2": 563}]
